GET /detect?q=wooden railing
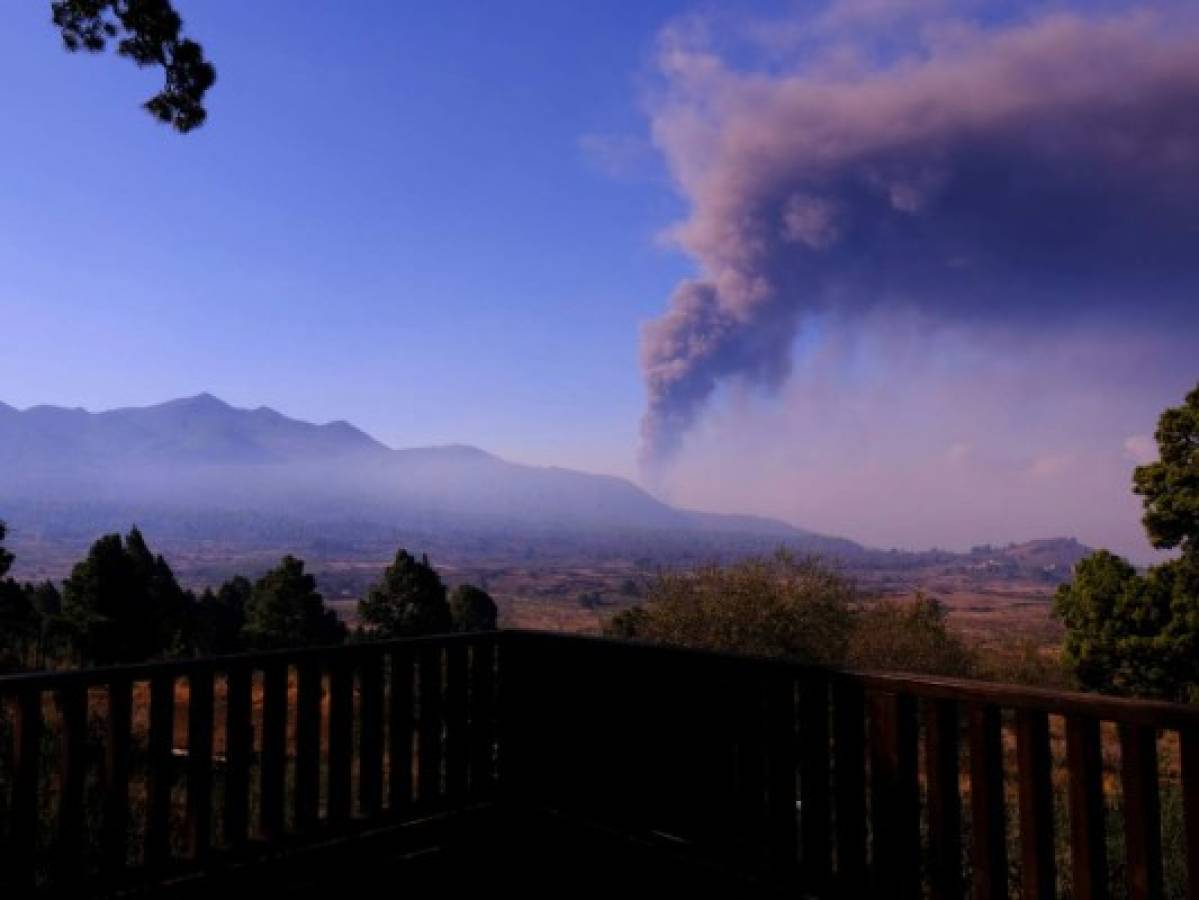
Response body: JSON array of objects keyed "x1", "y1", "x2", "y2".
[
  {"x1": 504, "y1": 631, "x2": 1199, "y2": 900},
  {"x1": 0, "y1": 633, "x2": 500, "y2": 894},
  {"x1": 3, "y1": 629, "x2": 1199, "y2": 897}
]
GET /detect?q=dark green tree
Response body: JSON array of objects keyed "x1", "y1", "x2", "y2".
[
  {"x1": 243, "y1": 556, "x2": 344, "y2": 649},
  {"x1": 0, "y1": 580, "x2": 40, "y2": 672},
  {"x1": 26, "y1": 580, "x2": 66, "y2": 668},
  {"x1": 193, "y1": 575, "x2": 250, "y2": 655},
  {"x1": 602, "y1": 551, "x2": 855, "y2": 664},
  {"x1": 0, "y1": 521, "x2": 13, "y2": 579},
  {"x1": 450, "y1": 584, "x2": 497, "y2": 633},
  {"x1": 358, "y1": 550, "x2": 451, "y2": 638},
  {"x1": 1054, "y1": 383, "x2": 1199, "y2": 700},
  {"x1": 50, "y1": 0, "x2": 214, "y2": 132},
  {"x1": 62, "y1": 527, "x2": 195, "y2": 663},
  {"x1": 1134, "y1": 383, "x2": 1199, "y2": 556}
]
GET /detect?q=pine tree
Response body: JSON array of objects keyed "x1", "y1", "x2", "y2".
[
  {"x1": 62, "y1": 527, "x2": 194, "y2": 663},
  {"x1": 449, "y1": 584, "x2": 498, "y2": 633},
  {"x1": 243, "y1": 556, "x2": 345, "y2": 650},
  {"x1": 358, "y1": 550, "x2": 451, "y2": 638}
]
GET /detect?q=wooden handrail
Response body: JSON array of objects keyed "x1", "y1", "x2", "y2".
[
  {"x1": 0, "y1": 631, "x2": 489, "y2": 690},
  {"x1": 506, "y1": 628, "x2": 1199, "y2": 729},
  {"x1": 2, "y1": 628, "x2": 1197, "y2": 898}
]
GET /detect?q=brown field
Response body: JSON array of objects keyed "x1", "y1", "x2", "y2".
[{"x1": 444, "y1": 563, "x2": 1067, "y2": 654}]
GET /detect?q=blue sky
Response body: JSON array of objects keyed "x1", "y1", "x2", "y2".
[
  {"x1": 0, "y1": 1, "x2": 721, "y2": 470},
  {"x1": 3, "y1": 1, "x2": 1197, "y2": 558}
]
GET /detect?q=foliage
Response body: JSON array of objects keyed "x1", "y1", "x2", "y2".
[
  {"x1": 846, "y1": 594, "x2": 975, "y2": 676},
  {"x1": 972, "y1": 636, "x2": 1072, "y2": 689},
  {"x1": 61, "y1": 527, "x2": 194, "y2": 664},
  {"x1": 1054, "y1": 383, "x2": 1199, "y2": 700},
  {"x1": 0, "y1": 521, "x2": 13, "y2": 579},
  {"x1": 242, "y1": 556, "x2": 345, "y2": 650},
  {"x1": 603, "y1": 551, "x2": 855, "y2": 664},
  {"x1": 50, "y1": 0, "x2": 214, "y2": 132},
  {"x1": 1134, "y1": 383, "x2": 1199, "y2": 555},
  {"x1": 1055, "y1": 553, "x2": 1199, "y2": 699},
  {"x1": 193, "y1": 575, "x2": 250, "y2": 655},
  {"x1": 450, "y1": 584, "x2": 498, "y2": 632},
  {"x1": 0, "y1": 521, "x2": 361, "y2": 666},
  {"x1": 0, "y1": 580, "x2": 41, "y2": 671},
  {"x1": 0, "y1": 524, "x2": 67, "y2": 669},
  {"x1": 358, "y1": 550, "x2": 451, "y2": 638},
  {"x1": 606, "y1": 605, "x2": 651, "y2": 640}
]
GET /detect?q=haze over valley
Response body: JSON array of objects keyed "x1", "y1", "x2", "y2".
[{"x1": 1, "y1": 393, "x2": 1090, "y2": 638}]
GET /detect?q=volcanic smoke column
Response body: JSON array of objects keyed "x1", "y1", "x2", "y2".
[{"x1": 638, "y1": 6, "x2": 1199, "y2": 469}]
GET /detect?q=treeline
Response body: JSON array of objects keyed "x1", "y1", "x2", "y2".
[
  {"x1": 0, "y1": 524, "x2": 495, "y2": 671},
  {"x1": 608, "y1": 382, "x2": 1199, "y2": 701},
  {"x1": 604, "y1": 551, "x2": 1064, "y2": 687}
]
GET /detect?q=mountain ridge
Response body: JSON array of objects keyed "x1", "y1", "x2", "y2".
[
  {"x1": 0, "y1": 395, "x2": 1094, "y2": 579},
  {"x1": 0, "y1": 394, "x2": 848, "y2": 547}
]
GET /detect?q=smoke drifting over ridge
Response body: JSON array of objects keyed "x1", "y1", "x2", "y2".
[{"x1": 640, "y1": 5, "x2": 1199, "y2": 465}]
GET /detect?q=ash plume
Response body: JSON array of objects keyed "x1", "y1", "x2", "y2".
[{"x1": 640, "y1": 5, "x2": 1199, "y2": 465}]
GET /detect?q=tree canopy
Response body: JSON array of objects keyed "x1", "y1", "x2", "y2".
[
  {"x1": 1055, "y1": 382, "x2": 1199, "y2": 700},
  {"x1": 450, "y1": 584, "x2": 498, "y2": 633},
  {"x1": 605, "y1": 552, "x2": 856, "y2": 664},
  {"x1": 61, "y1": 526, "x2": 193, "y2": 663},
  {"x1": 193, "y1": 575, "x2": 250, "y2": 655},
  {"x1": 0, "y1": 520, "x2": 367, "y2": 666},
  {"x1": 358, "y1": 550, "x2": 452, "y2": 638},
  {"x1": 0, "y1": 521, "x2": 13, "y2": 579},
  {"x1": 0, "y1": 580, "x2": 41, "y2": 672},
  {"x1": 1134, "y1": 383, "x2": 1199, "y2": 556},
  {"x1": 846, "y1": 594, "x2": 975, "y2": 677},
  {"x1": 242, "y1": 556, "x2": 345, "y2": 650},
  {"x1": 51, "y1": 0, "x2": 214, "y2": 132}
]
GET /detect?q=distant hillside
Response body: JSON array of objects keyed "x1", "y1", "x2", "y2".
[
  {"x1": 0, "y1": 394, "x2": 860, "y2": 558},
  {"x1": 989, "y1": 538, "x2": 1090, "y2": 569},
  {"x1": 966, "y1": 538, "x2": 1092, "y2": 578}
]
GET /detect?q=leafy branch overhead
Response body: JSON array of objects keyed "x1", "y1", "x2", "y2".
[{"x1": 51, "y1": 0, "x2": 214, "y2": 132}]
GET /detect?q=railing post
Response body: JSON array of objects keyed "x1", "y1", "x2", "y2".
[
  {"x1": 103, "y1": 677, "x2": 132, "y2": 882},
  {"x1": 925, "y1": 698, "x2": 963, "y2": 900},
  {"x1": 359, "y1": 649, "x2": 385, "y2": 819},
  {"x1": 798, "y1": 673, "x2": 829, "y2": 891},
  {"x1": 833, "y1": 680, "x2": 867, "y2": 898},
  {"x1": 968, "y1": 704, "x2": 1008, "y2": 900},
  {"x1": 224, "y1": 662, "x2": 253, "y2": 850},
  {"x1": 260, "y1": 659, "x2": 288, "y2": 840},
  {"x1": 145, "y1": 675, "x2": 176, "y2": 872},
  {"x1": 444, "y1": 641, "x2": 469, "y2": 804},
  {"x1": 327, "y1": 653, "x2": 354, "y2": 825},
  {"x1": 1119, "y1": 723, "x2": 1163, "y2": 900},
  {"x1": 1066, "y1": 715, "x2": 1108, "y2": 900},
  {"x1": 1183, "y1": 726, "x2": 1199, "y2": 900},
  {"x1": 6, "y1": 687, "x2": 42, "y2": 894},
  {"x1": 469, "y1": 638, "x2": 496, "y2": 799},
  {"x1": 56, "y1": 683, "x2": 88, "y2": 889},
  {"x1": 417, "y1": 644, "x2": 444, "y2": 808},
  {"x1": 294, "y1": 656, "x2": 322, "y2": 833},
  {"x1": 869, "y1": 691, "x2": 920, "y2": 900},
  {"x1": 388, "y1": 647, "x2": 415, "y2": 815},
  {"x1": 733, "y1": 666, "x2": 768, "y2": 866},
  {"x1": 1016, "y1": 709, "x2": 1056, "y2": 900},
  {"x1": 186, "y1": 664, "x2": 215, "y2": 862}
]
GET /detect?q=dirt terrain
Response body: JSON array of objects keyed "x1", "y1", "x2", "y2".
[{"x1": 9, "y1": 531, "x2": 1075, "y2": 652}]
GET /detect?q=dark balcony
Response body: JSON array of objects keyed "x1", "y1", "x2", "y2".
[{"x1": 0, "y1": 630, "x2": 1196, "y2": 898}]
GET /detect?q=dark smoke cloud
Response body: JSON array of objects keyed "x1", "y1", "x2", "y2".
[{"x1": 640, "y1": 6, "x2": 1199, "y2": 464}]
